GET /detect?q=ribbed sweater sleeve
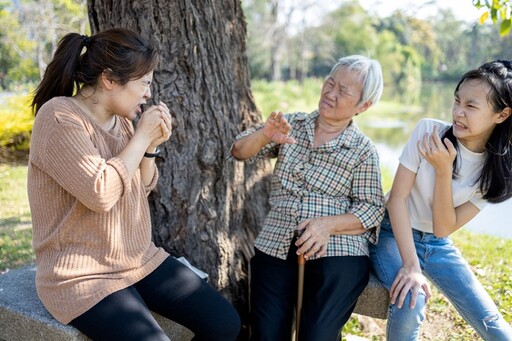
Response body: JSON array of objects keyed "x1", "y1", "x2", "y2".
[{"x1": 30, "y1": 100, "x2": 131, "y2": 212}]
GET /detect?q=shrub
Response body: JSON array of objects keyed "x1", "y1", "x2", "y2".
[{"x1": 0, "y1": 94, "x2": 34, "y2": 163}]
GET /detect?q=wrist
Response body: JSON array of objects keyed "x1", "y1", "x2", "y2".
[
  {"x1": 402, "y1": 263, "x2": 421, "y2": 272},
  {"x1": 435, "y1": 166, "x2": 453, "y2": 177},
  {"x1": 258, "y1": 129, "x2": 272, "y2": 144},
  {"x1": 144, "y1": 147, "x2": 161, "y2": 158}
]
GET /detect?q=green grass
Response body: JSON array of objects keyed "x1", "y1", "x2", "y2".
[{"x1": 0, "y1": 164, "x2": 34, "y2": 273}]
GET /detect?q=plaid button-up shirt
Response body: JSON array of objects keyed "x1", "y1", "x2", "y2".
[{"x1": 234, "y1": 111, "x2": 384, "y2": 260}]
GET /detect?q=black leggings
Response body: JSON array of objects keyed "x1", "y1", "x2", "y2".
[{"x1": 70, "y1": 257, "x2": 241, "y2": 341}]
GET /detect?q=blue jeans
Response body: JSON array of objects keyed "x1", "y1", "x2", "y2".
[{"x1": 370, "y1": 215, "x2": 512, "y2": 340}]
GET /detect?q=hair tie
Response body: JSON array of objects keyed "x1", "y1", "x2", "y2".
[{"x1": 81, "y1": 35, "x2": 91, "y2": 48}]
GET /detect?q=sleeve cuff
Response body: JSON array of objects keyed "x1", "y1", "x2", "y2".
[{"x1": 107, "y1": 157, "x2": 132, "y2": 197}]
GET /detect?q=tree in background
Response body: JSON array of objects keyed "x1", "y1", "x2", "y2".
[
  {"x1": 475, "y1": 0, "x2": 512, "y2": 36},
  {"x1": 0, "y1": 0, "x2": 87, "y2": 90},
  {"x1": 0, "y1": 0, "x2": 37, "y2": 89},
  {"x1": 243, "y1": 0, "x2": 511, "y2": 87},
  {"x1": 87, "y1": 0, "x2": 272, "y2": 335}
]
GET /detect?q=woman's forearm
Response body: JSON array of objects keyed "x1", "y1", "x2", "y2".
[
  {"x1": 431, "y1": 169, "x2": 457, "y2": 237},
  {"x1": 117, "y1": 135, "x2": 154, "y2": 185},
  {"x1": 231, "y1": 129, "x2": 270, "y2": 160},
  {"x1": 387, "y1": 198, "x2": 421, "y2": 270},
  {"x1": 139, "y1": 146, "x2": 158, "y2": 186}
]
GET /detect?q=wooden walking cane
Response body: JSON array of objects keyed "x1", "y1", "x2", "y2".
[{"x1": 294, "y1": 230, "x2": 306, "y2": 341}]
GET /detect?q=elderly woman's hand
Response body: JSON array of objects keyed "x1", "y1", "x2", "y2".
[
  {"x1": 295, "y1": 216, "x2": 333, "y2": 259},
  {"x1": 261, "y1": 111, "x2": 296, "y2": 145}
]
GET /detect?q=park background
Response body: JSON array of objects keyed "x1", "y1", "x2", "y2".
[{"x1": 0, "y1": 0, "x2": 511, "y2": 339}]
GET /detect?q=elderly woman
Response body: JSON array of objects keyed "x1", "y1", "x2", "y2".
[{"x1": 231, "y1": 55, "x2": 385, "y2": 341}]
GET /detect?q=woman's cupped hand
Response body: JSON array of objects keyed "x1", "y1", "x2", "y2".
[{"x1": 137, "y1": 101, "x2": 173, "y2": 147}]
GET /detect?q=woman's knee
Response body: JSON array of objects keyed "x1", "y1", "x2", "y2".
[
  {"x1": 204, "y1": 309, "x2": 241, "y2": 341},
  {"x1": 194, "y1": 296, "x2": 241, "y2": 341},
  {"x1": 387, "y1": 291, "x2": 427, "y2": 338}
]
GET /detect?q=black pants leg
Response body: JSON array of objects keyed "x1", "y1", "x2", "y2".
[
  {"x1": 299, "y1": 255, "x2": 370, "y2": 340},
  {"x1": 69, "y1": 285, "x2": 169, "y2": 341},
  {"x1": 70, "y1": 257, "x2": 241, "y2": 341},
  {"x1": 250, "y1": 247, "x2": 298, "y2": 341},
  {"x1": 249, "y1": 246, "x2": 369, "y2": 341},
  {"x1": 135, "y1": 256, "x2": 241, "y2": 341}
]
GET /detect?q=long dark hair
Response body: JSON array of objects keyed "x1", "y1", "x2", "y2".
[
  {"x1": 32, "y1": 28, "x2": 159, "y2": 115},
  {"x1": 442, "y1": 60, "x2": 512, "y2": 203}
]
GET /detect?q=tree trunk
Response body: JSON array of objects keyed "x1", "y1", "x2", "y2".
[{"x1": 87, "y1": 0, "x2": 272, "y2": 335}]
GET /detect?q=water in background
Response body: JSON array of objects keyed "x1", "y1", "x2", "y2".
[{"x1": 358, "y1": 81, "x2": 512, "y2": 239}]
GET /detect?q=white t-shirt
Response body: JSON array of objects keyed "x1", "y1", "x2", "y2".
[{"x1": 398, "y1": 118, "x2": 488, "y2": 233}]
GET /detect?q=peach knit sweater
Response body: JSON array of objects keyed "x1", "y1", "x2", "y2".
[{"x1": 27, "y1": 97, "x2": 168, "y2": 324}]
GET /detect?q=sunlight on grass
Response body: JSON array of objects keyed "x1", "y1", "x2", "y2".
[
  {"x1": 0, "y1": 164, "x2": 34, "y2": 272},
  {"x1": 0, "y1": 164, "x2": 30, "y2": 217}
]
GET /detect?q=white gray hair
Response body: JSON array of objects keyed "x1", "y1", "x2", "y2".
[{"x1": 329, "y1": 55, "x2": 384, "y2": 107}]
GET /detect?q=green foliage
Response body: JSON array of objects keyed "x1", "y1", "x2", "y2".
[
  {"x1": 251, "y1": 78, "x2": 323, "y2": 117},
  {"x1": 0, "y1": 0, "x2": 89, "y2": 90},
  {"x1": 327, "y1": 2, "x2": 380, "y2": 56},
  {"x1": 0, "y1": 94, "x2": 34, "y2": 162},
  {"x1": 475, "y1": 0, "x2": 512, "y2": 35},
  {"x1": 243, "y1": 0, "x2": 510, "y2": 90},
  {"x1": 0, "y1": 1, "x2": 38, "y2": 89}
]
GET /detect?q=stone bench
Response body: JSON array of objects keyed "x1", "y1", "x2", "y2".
[
  {"x1": 353, "y1": 272, "x2": 389, "y2": 319},
  {"x1": 0, "y1": 265, "x2": 388, "y2": 341},
  {"x1": 0, "y1": 266, "x2": 194, "y2": 341}
]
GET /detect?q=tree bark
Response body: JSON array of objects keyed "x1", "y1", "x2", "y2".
[{"x1": 87, "y1": 0, "x2": 272, "y2": 335}]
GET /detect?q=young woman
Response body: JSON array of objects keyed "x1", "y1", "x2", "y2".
[
  {"x1": 28, "y1": 28, "x2": 240, "y2": 341},
  {"x1": 370, "y1": 60, "x2": 512, "y2": 340}
]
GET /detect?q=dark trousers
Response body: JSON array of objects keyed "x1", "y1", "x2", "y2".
[
  {"x1": 250, "y1": 246, "x2": 369, "y2": 341},
  {"x1": 70, "y1": 256, "x2": 241, "y2": 341}
]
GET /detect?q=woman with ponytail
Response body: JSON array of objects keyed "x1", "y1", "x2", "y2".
[{"x1": 28, "y1": 28, "x2": 240, "y2": 340}]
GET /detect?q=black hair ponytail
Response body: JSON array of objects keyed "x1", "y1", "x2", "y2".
[{"x1": 32, "y1": 33, "x2": 85, "y2": 115}]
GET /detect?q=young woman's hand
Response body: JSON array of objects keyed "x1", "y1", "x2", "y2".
[
  {"x1": 137, "y1": 101, "x2": 173, "y2": 148},
  {"x1": 417, "y1": 125, "x2": 457, "y2": 175},
  {"x1": 261, "y1": 111, "x2": 296, "y2": 145},
  {"x1": 390, "y1": 265, "x2": 432, "y2": 309}
]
